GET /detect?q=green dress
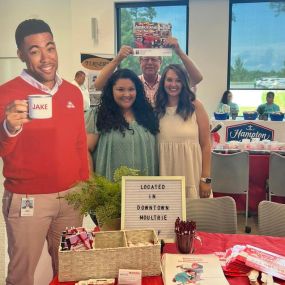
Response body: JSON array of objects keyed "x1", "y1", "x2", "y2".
[{"x1": 86, "y1": 108, "x2": 158, "y2": 180}]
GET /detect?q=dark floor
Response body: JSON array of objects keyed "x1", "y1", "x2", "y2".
[{"x1": 237, "y1": 213, "x2": 259, "y2": 234}]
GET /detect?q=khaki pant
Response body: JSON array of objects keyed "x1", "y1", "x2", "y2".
[{"x1": 2, "y1": 188, "x2": 83, "y2": 285}]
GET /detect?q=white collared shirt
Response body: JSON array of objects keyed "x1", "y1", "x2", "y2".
[
  {"x1": 20, "y1": 69, "x2": 62, "y2": 95},
  {"x1": 138, "y1": 74, "x2": 160, "y2": 106},
  {"x1": 71, "y1": 80, "x2": 91, "y2": 111}
]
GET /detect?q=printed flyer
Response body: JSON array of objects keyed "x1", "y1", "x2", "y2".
[
  {"x1": 222, "y1": 244, "x2": 285, "y2": 280},
  {"x1": 243, "y1": 245, "x2": 285, "y2": 280},
  {"x1": 133, "y1": 21, "x2": 172, "y2": 56},
  {"x1": 161, "y1": 254, "x2": 229, "y2": 285}
]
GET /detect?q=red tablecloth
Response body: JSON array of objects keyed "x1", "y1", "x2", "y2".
[
  {"x1": 50, "y1": 231, "x2": 285, "y2": 285},
  {"x1": 214, "y1": 154, "x2": 285, "y2": 213}
]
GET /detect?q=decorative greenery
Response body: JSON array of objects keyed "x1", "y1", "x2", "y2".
[{"x1": 65, "y1": 166, "x2": 140, "y2": 226}]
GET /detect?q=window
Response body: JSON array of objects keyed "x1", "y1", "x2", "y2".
[
  {"x1": 115, "y1": 0, "x2": 189, "y2": 74},
  {"x1": 229, "y1": 0, "x2": 285, "y2": 112}
]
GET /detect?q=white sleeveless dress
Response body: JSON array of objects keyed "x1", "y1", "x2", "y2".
[{"x1": 158, "y1": 106, "x2": 202, "y2": 199}]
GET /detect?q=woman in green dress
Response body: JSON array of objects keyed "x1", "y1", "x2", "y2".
[{"x1": 86, "y1": 69, "x2": 159, "y2": 180}]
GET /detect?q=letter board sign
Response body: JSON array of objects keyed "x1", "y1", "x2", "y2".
[{"x1": 121, "y1": 176, "x2": 186, "y2": 241}]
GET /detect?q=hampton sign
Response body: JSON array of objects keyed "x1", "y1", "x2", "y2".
[
  {"x1": 226, "y1": 122, "x2": 274, "y2": 142},
  {"x1": 121, "y1": 176, "x2": 186, "y2": 241}
]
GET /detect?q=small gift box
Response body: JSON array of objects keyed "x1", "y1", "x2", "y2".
[
  {"x1": 214, "y1": 112, "x2": 228, "y2": 120},
  {"x1": 270, "y1": 112, "x2": 284, "y2": 121},
  {"x1": 243, "y1": 111, "x2": 258, "y2": 120}
]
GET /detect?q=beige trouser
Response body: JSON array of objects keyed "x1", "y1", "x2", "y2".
[{"x1": 2, "y1": 188, "x2": 83, "y2": 285}]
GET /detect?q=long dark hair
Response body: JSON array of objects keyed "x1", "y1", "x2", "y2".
[
  {"x1": 97, "y1": 68, "x2": 159, "y2": 135},
  {"x1": 221, "y1": 90, "x2": 231, "y2": 104},
  {"x1": 155, "y1": 64, "x2": 195, "y2": 120}
]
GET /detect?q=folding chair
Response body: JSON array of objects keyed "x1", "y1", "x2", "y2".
[
  {"x1": 268, "y1": 152, "x2": 285, "y2": 201},
  {"x1": 258, "y1": 200, "x2": 285, "y2": 237},
  {"x1": 211, "y1": 151, "x2": 250, "y2": 232},
  {"x1": 186, "y1": 196, "x2": 237, "y2": 234}
]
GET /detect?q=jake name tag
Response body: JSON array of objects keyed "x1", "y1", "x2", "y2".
[{"x1": 21, "y1": 197, "x2": 34, "y2": 217}]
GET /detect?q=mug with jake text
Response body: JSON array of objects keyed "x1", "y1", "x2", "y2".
[{"x1": 28, "y1": 94, "x2": 52, "y2": 119}]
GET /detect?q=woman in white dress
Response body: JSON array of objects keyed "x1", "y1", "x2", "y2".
[{"x1": 155, "y1": 64, "x2": 211, "y2": 199}]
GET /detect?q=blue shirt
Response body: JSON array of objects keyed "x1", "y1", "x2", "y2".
[{"x1": 257, "y1": 103, "x2": 280, "y2": 115}]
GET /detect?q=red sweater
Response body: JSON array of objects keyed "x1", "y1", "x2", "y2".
[{"x1": 0, "y1": 77, "x2": 89, "y2": 194}]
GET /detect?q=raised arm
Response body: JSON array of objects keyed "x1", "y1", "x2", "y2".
[
  {"x1": 94, "y1": 45, "x2": 134, "y2": 90},
  {"x1": 164, "y1": 37, "x2": 203, "y2": 87}
]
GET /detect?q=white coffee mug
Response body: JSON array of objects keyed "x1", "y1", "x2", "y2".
[{"x1": 28, "y1": 95, "x2": 52, "y2": 119}]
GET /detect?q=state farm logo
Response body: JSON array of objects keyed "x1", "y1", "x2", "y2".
[{"x1": 226, "y1": 122, "x2": 274, "y2": 142}]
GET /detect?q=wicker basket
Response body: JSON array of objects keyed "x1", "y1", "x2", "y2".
[{"x1": 58, "y1": 229, "x2": 161, "y2": 282}]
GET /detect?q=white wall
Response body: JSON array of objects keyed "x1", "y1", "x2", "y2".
[
  {"x1": 189, "y1": 0, "x2": 229, "y2": 113},
  {"x1": 0, "y1": 0, "x2": 73, "y2": 80},
  {"x1": 68, "y1": 0, "x2": 229, "y2": 113},
  {"x1": 70, "y1": 0, "x2": 116, "y2": 69},
  {"x1": 0, "y1": 0, "x2": 229, "y2": 113}
]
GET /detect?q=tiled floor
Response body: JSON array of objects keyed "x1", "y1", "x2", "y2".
[{"x1": 237, "y1": 213, "x2": 259, "y2": 234}]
